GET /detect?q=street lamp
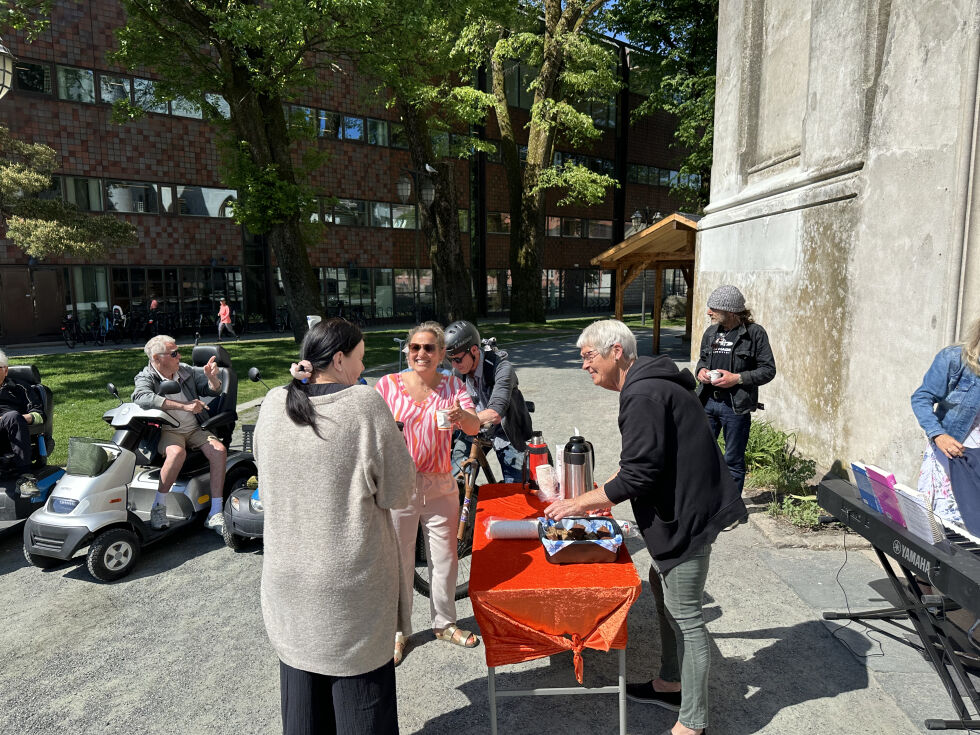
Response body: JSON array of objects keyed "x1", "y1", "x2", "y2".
[
  {"x1": 0, "y1": 39, "x2": 15, "y2": 101},
  {"x1": 397, "y1": 164, "x2": 436, "y2": 323}
]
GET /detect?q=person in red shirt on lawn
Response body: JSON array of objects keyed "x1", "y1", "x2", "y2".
[{"x1": 217, "y1": 297, "x2": 238, "y2": 341}]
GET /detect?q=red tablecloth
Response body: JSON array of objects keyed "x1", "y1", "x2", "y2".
[{"x1": 469, "y1": 483, "x2": 642, "y2": 683}]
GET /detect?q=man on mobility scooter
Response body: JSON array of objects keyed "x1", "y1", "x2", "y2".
[
  {"x1": 0, "y1": 349, "x2": 45, "y2": 477},
  {"x1": 133, "y1": 335, "x2": 227, "y2": 533},
  {"x1": 0, "y1": 351, "x2": 63, "y2": 531},
  {"x1": 23, "y1": 342, "x2": 254, "y2": 581}
]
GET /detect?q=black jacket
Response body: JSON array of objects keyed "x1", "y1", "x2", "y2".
[
  {"x1": 456, "y1": 349, "x2": 533, "y2": 451},
  {"x1": 0, "y1": 379, "x2": 40, "y2": 416},
  {"x1": 604, "y1": 356, "x2": 746, "y2": 573},
  {"x1": 695, "y1": 321, "x2": 776, "y2": 414}
]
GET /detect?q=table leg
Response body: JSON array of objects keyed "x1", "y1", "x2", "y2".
[
  {"x1": 488, "y1": 666, "x2": 497, "y2": 735},
  {"x1": 619, "y1": 649, "x2": 626, "y2": 735}
]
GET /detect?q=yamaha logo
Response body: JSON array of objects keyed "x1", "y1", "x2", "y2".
[{"x1": 891, "y1": 538, "x2": 930, "y2": 575}]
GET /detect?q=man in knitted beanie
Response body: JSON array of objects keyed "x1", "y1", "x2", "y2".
[{"x1": 694, "y1": 285, "x2": 777, "y2": 495}]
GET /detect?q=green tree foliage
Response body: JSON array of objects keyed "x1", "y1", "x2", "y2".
[
  {"x1": 104, "y1": 0, "x2": 371, "y2": 338},
  {"x1": 608, "y1": 0, "x2": 717, "y2": 209},
  {"x1": 0, "y1": 126, "x2": 137, "y2": 257},
  {"x1": 346, "y1": 0, "x2": 500, "y2": 322},
  {"x1": 459, "y1": 0, "x2": 620, "y2": 323}
]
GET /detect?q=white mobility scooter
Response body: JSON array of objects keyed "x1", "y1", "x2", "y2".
[{"x1": 23, "y1": 346, "x2": 256, "y2": 581}]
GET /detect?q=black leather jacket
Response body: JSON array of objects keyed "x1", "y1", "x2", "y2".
[{"x1": 695, "y1": 321, "x2": 776, "y2": 415}]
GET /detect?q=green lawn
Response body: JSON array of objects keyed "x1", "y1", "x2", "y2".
[{"x1": 15, "y1": 314, "x2": 681, "y2": 466}]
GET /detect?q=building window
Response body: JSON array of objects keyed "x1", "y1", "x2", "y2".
[
  {"x1": 105, "y1": 180, "x2": 161, "y2": 214},
  {"x1": 57, "y1": 66, "x2": 95, "y2": 103},
  {"x1": 561, "y1": 218, "x2": 583, "y2": 238},
  {"x1": 14, "y1": 61, "x2": 51, "y2": 95},
  {"x1": 134, "y1": 78, "x2": 168, "y2": 114},
  {"x1": 172, "y1": 96, "x2": 203, "y2": 119},
  {"x1": 176, "y1": 186, "x2": 237, "y2": 217},
  {"x1": 160, "y1": 185, "x2": 175, "y2": 213},
  {"x1": 487, "y1": 212, "x2": 511, "y2": 234},
  {"x1": 342, "y1": 115, "x2": 364, "y2": 141},
  {"x1": 366, "y1": 118, "x2": 388, "y2": 146},
  {"x1": 390, "y1": 122, "x2": 409, "y2": 150},
  {"x1": 206, "y1": 93, "x2": 231, "y2": 119},
  {"x1": 588, "y1": 219, "x2": 613, "y2": 240},
  {"x1": 100, "y1": 75, "x2": 131, "y2": 105},
  {"x1": 370, "y1": 202, "x2": 392, "y2": 228},
  {"x1": 546, "y1": 216, "x2": 561, "y2": 237},
  {"x1": 431, "y1": 131, "x2": 450, "y2": 158},
  {"x1": 65, "y1": 177, "x2": 103, "y2": 211},
  {"x1": 392, "y1": 204, "x2": 417, "y2": 229},
  {"x1": 319, "y1": 110, "x2": 341, "y2": 139},
  {"x1": 333, "y1": 198, "x2": 367, "y2": 227}
]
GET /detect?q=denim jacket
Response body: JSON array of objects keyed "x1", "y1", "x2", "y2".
[{"x1": 911, "y1": 345, "x2": 980, "y2": 442}]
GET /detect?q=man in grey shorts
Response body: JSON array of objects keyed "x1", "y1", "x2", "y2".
[{"x1": 133, "y1": 335, "x2": 227, "y2": 532}]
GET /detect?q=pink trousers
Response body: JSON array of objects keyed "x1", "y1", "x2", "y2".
[{"x1": 390, "y1": 472, "x2": 459, "y2": 634}]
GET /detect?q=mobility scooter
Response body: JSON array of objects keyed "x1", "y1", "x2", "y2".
[{"x1": 23, "y1": 346, "x2": 256, "y2": 581}]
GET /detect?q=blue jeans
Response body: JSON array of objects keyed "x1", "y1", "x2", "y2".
[
  {"x1": 704, "y1": 396, "x2": 751, "y2": 493},
  {"x1": 451, "y1": 433, "x2": 524, "y2": 484}
]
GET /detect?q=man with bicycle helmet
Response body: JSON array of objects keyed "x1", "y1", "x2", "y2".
[{"x1": 444, "y1": 320, "x2": 533, "y2": 483}]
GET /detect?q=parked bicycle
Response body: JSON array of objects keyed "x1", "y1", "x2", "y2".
[
  {"x1": 60, "y1": 314, "x2": 86, "y2": 349},
  {"x1": 274, "y1": 305, "x2": 292, "y2": 333}
]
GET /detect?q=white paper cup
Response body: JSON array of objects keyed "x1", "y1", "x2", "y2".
[
  {"x1": 435, "y1": 408, "x2": 451, "y2": 430},
  {"x1": 306, "y1": 315, "x2": 322, "y2": 330}
]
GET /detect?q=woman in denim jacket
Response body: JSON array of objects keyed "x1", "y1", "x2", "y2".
[{"x1": 911, "y1": 319, "x2": 980, "y2": 522}]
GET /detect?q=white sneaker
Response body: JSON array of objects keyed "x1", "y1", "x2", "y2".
[
  {"x1": 150, "y1": 503, "x2": 169, "y2": 530},
  {"x1": 205, "y1": 513, "x2": 225, "y2": 534}
]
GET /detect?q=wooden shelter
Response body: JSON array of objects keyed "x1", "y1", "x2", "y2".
[{"x1": 590, "y1": 212, "x2": 699, "y2": 354}]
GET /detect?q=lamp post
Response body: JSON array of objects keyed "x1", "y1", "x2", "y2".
[
  {"x1": 396, "y1": 164, "x2": 436, "y2": 323},
  {"x1": 0, "y1": 40, "x2": 14, "y2": 101}
]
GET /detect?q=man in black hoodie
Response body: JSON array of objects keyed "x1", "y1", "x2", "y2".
[{"x1": 545, "y1": 319, "x2": 745, "y2": 735}]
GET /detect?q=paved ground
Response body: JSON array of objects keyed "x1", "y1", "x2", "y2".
[{"x1": 0, "y1": 329, "x2": 964, "y2": 734}]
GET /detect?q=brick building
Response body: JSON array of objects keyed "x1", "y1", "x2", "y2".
[{"x1": 0, "y1": 1, "x2": 690, "y2": 341}]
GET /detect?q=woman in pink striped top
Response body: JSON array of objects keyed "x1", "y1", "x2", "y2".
[{"x1": 375, "y1": 321, "x2": 481, "y2": 665}]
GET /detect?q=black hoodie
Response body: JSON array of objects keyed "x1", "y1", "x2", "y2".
[{"x1": 604, "y1": 355, "x2": 747, "y2": 573}]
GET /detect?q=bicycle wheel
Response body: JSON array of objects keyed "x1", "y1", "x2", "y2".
[
  {"x1": 413, "y1": 481, "x2": 477, "y2": 601},
  {"x1": 61, "y1": 325, "x2": 76, "y2": 349}
]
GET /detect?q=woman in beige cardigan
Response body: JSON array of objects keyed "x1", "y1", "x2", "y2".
[{"x1": 254, "y1": 318, "x2": 415, "y2": 735}]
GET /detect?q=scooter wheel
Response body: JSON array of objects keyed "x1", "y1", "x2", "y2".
[
  {"x1": 23, "y1": 545, "x2": 63, "y2": 569},
  {"x1": 86, "y1": 528, "x2": 141, "y2": 582}
]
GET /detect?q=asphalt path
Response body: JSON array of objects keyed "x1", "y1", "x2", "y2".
[{"x1": 0, "y1": 329, "x2": 957, "y2": 734}]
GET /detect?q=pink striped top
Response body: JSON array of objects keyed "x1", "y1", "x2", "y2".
[{"x1": 375, "y1": 373, "x2": 474, "y2": 474}]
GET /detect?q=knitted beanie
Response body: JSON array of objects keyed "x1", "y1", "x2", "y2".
[{"x1": 706, "y1": 285, "x2": 746, "y2": 312}]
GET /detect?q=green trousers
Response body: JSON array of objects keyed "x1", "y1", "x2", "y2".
[{"x1": 650, "y1": 544, "x2": 712, "y2": 730}]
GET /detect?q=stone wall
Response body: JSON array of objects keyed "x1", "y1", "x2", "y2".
[{"x1": 698, "y1": 0, "x2": 980, "y2": 482}]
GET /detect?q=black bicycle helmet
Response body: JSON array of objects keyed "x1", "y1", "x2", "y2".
[{"x1": 444, "y1": 320, "x2": 481, "y2": 355}]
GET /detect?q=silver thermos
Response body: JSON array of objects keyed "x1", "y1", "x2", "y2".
[{"x1": 561, "y1": 435, "x2": 594, "y2": 499}]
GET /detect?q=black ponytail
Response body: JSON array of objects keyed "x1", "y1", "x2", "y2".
[{"x1": 285, "y1": 318, "x2": 363, "y2": 436}]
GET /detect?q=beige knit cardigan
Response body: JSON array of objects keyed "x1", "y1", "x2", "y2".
[{"x1": 254, "y1": 384, "x2": 415, "y2": 676}]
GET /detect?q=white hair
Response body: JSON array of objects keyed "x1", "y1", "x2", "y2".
[
  {"x1": 0, "y1": 349, "x2": 7, "y2": 368},
  {"x1": 144, "y1": 334, "x2": 177, "y2": 360},
  {"x1": 576, "y1": 319, "x2": 637, "y2": 361}
]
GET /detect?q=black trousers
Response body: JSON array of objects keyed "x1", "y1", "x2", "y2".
[
  {"x1": 280, "y1": 659, "x2": 398, "y2": 735},
  {"x1": 0, "y1": 410, "x2": 32, "y2": 470}
]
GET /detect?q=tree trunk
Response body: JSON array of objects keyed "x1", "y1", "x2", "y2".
[
  {"x1": 228, "y1": 85, "x2": 323, "y2": 341},
  {"x1": 399, "y1": 104, "x2": 475, "y2": 324}
]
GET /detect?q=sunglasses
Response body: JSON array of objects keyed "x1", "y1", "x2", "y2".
[
  {"x1": 449, "y1": 352, "x2": 469, "y2": 365},
  {"x1": 156, "y1": 349, "x2": 179, "y2": 358},
  {"x1": 408, "y1": 343, "x2": 437, "y2": 354}
]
